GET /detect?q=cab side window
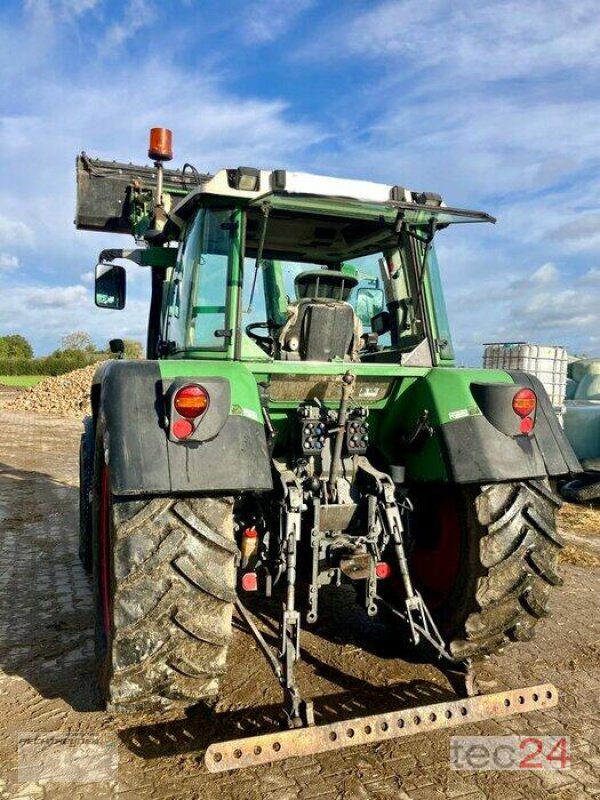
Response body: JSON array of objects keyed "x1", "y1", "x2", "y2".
[{"x1": 165, "y1": 208, "x2": 232, "y2": 352}]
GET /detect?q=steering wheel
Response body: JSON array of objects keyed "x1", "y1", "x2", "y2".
[{"x1": 245, "y1": 321, "x2": 274, "y2": 355}]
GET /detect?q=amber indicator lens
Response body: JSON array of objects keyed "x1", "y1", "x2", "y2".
[
  {"x1": 174, "y1": 385, "x2": 209, "y2": 419},
  {"x1": 512, "y1": 388, "x2": 537, "y2": 418}
]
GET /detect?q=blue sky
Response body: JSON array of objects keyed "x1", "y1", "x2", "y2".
[{"x1": 0, "y1": 0, "x2": 599, "y2": 363}]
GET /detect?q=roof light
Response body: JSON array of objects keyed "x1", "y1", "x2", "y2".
[
  {"x1": 148, "y1": 128, "x2": 173, "y2": 162},
  {"x1": 231, "y1": 166, "x2": 260, "y2": 192},
  {"x1": 512, "y1": 388, "x2": 537, "y2": 419},
  {"x1": 174, "y1": 385, "x2": 209, "y2": 419}
]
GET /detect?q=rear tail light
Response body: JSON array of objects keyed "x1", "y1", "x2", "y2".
[
  {"x1": 172, "y1": 419, "x2": 194, "y2": 439},
  {"x1": 519, "y1": 416, "x2": 535, "y2": 434},
  {"x1": 174, "y1": 385, "x2": 209, "y2": 419},
  {"x1": 241, "y1": 572, "x2": 258, "y2": 592},
  {"x1": 512, "y1": 388, "x2": 537, "y2": 418},
  {"x1": 512, "y1": 388, "x2": 536, "y2": 434},
  {"x1": 375, "y1": 562, "x2": 391, "y2": 579}
]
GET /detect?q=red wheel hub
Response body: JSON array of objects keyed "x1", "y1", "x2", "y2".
[{"x1": 410, "y1": 492, "x2": 462, "y2": 609}]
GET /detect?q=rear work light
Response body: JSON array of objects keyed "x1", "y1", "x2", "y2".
[
  {"x1": 174, "y1": 385, "x2": 210, "y2": 419},
  {"x1": 512, "y1": 388, "x2": 537, "y2": 434}
]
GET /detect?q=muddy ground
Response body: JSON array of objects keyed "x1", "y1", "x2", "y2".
[{"x1": 0, "y1": 412, "x2": 598, "y2": 800}]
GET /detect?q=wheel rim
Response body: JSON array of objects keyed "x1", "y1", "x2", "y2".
[
  {"x1": 410, "y1": 491, "x2": 462, "y2": 610},
  {"x1": 98, "y1": 462, "x2": 111, "y2": 637}
]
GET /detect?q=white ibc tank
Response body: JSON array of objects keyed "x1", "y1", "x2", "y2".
[{"x1": 483, "y1": 343, "x2": 568, "y2": 407}]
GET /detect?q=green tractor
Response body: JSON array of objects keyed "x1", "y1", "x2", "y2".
[{"x1": 77, "y1": 129, "x2": 578, "y2": 770}]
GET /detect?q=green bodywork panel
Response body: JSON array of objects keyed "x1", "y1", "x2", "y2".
[
  {"x1": 159, "y1": 359, "x2": 265, "y2": 424},
  {"x1": 159, "y1": 358, "x2": 515, "y2": 483}
]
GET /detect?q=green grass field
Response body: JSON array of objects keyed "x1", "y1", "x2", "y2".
[{"x1": 0, "y1": 375, "x2": 47, "y2": 387}]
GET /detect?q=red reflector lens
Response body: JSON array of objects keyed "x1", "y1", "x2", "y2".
[
  {"x1": 174, "y1": 385, "x2": 209, "y2": 419},
  {"x1": 172, "y1": 419, "x2": 193, "y2": 439},
  {"x1": 512, "y1": 388, "x2": 537, "y2": 418},
  {"x1": 375, "y1": 562, "x2": 391, "y2": 579},
  {"x1": 241, "y1": 572, "x2": 258, "y2": 591},
  {"x1": 520, "y1": 416, "x2": 535, "y2": 434}
]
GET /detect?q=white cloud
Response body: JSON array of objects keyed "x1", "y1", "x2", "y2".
[
  {"x1": 241, "y1": 0, "x2": 315, "y2": 44},
  {"x1": 577, "y1": 268, "x2": 600, "y2": 286},
  {"x1": 0, "y1": 281, "x2": 150, "y2": 355},
  {"x1": 550, "y1": 214, "x2": 600, "y2": 251},
  {"x1": 315, "y1": 1, "x2": 600, "y2": 82},
  {"x1": 530, "y1": 263, "x2": 560, "y2": 286},
  {"x1": 61, "y1": 0, "x2": 100, "y2": 15},
  {"x1": 444, "y1": 254, "x2": 600, "y2": 364},
  {"x1": 102, "y1": 0, "x2": 156, "y2": 48},
  {"x1": 0, "y1": 253, "x2": 19, "y2": 270},
  {"x1": 0, "y1": 217, "x2": 35, "y2": 247},
  {"x1": 21, "y1": 284, "x2": 88, "y2": 307}
]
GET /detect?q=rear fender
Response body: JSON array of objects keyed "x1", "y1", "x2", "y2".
[
  {"x1": 95, "y1": 360, "x2": 272, "y2": 495},
  {"x1": 381, "y1": 368, "x2": 580, "y2": 483}
]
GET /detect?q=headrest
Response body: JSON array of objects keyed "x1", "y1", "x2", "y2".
[{"x1": 294, "y1": 270, "x2": 358, "y2": 302}]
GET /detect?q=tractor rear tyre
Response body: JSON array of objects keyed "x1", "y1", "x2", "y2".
[
  {"x1": 409, "y1": 479, "x2": 564, "y2": 660},
  {"x1": 92, "y1": 421, "x2": 237, "y2": 714}
]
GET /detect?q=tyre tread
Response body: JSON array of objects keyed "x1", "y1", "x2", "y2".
[
  {"x1": 101, "y1": 495, "x2": 236, "y2": 714},
  {"x1": 448, "y1": 480, "x2": 562, "y2": 659}
]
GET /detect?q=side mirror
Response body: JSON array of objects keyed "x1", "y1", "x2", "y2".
[
  {"x1": 355, "y1": 287, "x2": 385, "y2": 328},
  {"x1": 109, "y1": 338, "x2": 125, "y2": 358},
  {"x1": 371, "y1": 310, "x2": 391, "y2": 336},
  {"x1": 95, "y1": 263, "x2": 126, "y2": 309}
]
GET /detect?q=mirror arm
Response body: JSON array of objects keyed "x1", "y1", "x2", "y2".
[{"x1": 98, "y1": 248, "x2": 144, "y2": 265}]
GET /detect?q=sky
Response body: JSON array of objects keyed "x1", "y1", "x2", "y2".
[{"x1": 0, "y1": 0, "x2": 599, "y2": 364}]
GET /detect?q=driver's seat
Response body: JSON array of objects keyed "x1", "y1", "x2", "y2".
[{"x1": 275, "y1": 271, "x2": 362, "y2": 362}]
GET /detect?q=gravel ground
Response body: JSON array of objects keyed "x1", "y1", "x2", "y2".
[{"x1": 0, "y1": 411, "x2": 598, "y2": 800}]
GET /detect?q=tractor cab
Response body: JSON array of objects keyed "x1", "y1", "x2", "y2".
[{"x1": 79, "y1": 141, "x2": 495, "y2": 368}]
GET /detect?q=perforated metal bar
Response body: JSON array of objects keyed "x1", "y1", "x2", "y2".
[{"x1": 205, "y1": 683, "x2": 558, "y2": 773}]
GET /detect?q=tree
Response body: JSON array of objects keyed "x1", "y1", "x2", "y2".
[
  {"x1": 123, "y1": 339, "x2": 143, "y2": 359},
  {"x1": 0, "y1": 334, "x2": 33, "y2": 359},
  {"x1": 59, "y1": 331, "x2": 96, "y2": 354},
  {"x1": 104, "y1": 338, "x2": 143, "y2": 359}
]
